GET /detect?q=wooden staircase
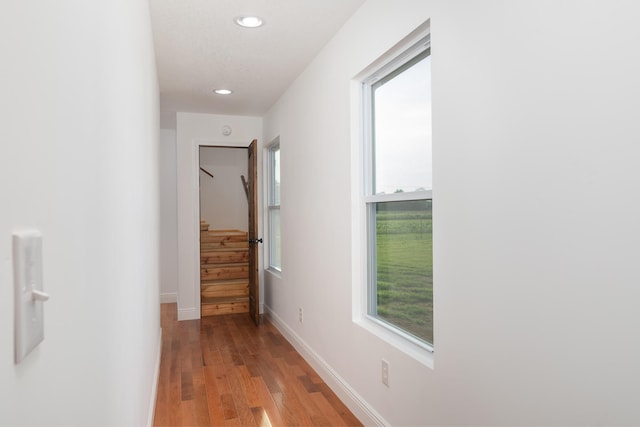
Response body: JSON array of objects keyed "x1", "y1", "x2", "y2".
[{"x1": 200, "y1": 220, "x2": 250, "y2": 316}]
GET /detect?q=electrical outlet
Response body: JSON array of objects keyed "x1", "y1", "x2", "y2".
[
  {"x1": 298, "y1": 307, "x2": 303, "y2": 323},
  {"x1": 381, "y1": 359, "x2": 389, "y2": 387}
]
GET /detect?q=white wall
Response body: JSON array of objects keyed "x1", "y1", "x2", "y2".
[
  {"x1": 199, "y1": 147, "x2": 248, "y2": 231},
  {"x1": 263, "y1": 0, "x2": 640, "y2": 425},
  {"x1": 0, "y1": 1, "x2": 161, "y2": 426},
  {"x1": 160, "y1": 129, "x2": 178, "y2": 303},
  {"x1": 176, "y1": 113, "x2": 263, "y2": 320}
]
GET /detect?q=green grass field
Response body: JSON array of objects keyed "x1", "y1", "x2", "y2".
[{"x1": 375, "y1": 202, "x2": 433, "y2": 344}]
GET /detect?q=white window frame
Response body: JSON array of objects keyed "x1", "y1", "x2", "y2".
[
  {"x1": 353, "y1": 26, "x2": 433, "y2": 366},
  {"x1": 266, "y1": 139, "x2": 281, "y2": 272}
]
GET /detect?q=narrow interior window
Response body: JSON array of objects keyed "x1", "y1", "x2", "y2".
[{"x1": 267, "y1": 142, "x2": 281, "y2": 271}]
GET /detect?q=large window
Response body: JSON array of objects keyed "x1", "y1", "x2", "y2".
[
  {"x1": 267, "y1": 141, "x2": 281, "y2": 271},
  {"x1": 363, "y1": 36, "x2": 432, "y2": 348}
]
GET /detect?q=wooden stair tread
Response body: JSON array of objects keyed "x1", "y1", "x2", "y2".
[
  {"x1": 200, "y1": 241, "x2": 248, "y2": 248},
  {"x1": 202, "y1": 296, "x2": 249, "y2": 304},
  {"x1": 201, "y1": 275, "x2": 248, "y2": 281},
  {"x1": 201, "y1": 262, "x2": 248, "y2": 269},
  {"x1": 201, "y1": 279, "x2": 248, "y2": 299},
  {"x1": 200, "y1": 250, "x2": 248, "y2": 258},
  {"x1": 200, "y1": 247, "x2": 248, "y2": 253},
  {"x1": 202, "y1": 230, "x2": 247, "y2": 236},
  {"x1": 200, "y1": 241, "x2": 247, "y2": 246},
  {"x1": 201, "y1": 243, "x2": 248, "y2": 247},
  {"x1": 203, "y1": 234, "x2": 246, "y2": 238},
  {"x1": 201, "y1": 300, "x2": 249, "y2": 316},
  {"x1": 201, "y1": 278, "x2": 248, "y2": 286},
  {"x1": 201, "y1": 265, "x2": 248, "y2": 280}
]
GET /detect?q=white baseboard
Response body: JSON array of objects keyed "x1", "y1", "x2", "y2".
[
  {"x1": 147, "y1": 328, "x2": 162, "y2": 427},
  {"x1": 160, "y1": 292, "x2": 177, "y2": 303},
  {"x1": 177, "y1": 307, "x2": 198, "y2": 321},
  {"x1": 263, "y1": 305, "x2": 389, "y2": 427}
]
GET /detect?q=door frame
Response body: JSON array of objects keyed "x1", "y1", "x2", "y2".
[{"x1": 190, "y1": 139, "x2": 262, "y2": 319}]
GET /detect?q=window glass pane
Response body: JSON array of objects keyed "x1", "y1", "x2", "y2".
[
  {"x1": 272, "y1": 148, "x2": 280, "y2": 205},
  {"x1": 373, "y1": 54, "x2": 431, "y2": 195},
  {"x1": 372, "y1": 199, "x2": 432, "y2": 344},
  {"x1": 268, "y1": 143, "x2": 281, "y2": 271},
  {"x1": 269, "y1": 208, "x2": 281, "y2": 270}
]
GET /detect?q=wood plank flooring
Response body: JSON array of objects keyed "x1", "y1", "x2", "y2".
[{"x1": 153, "y1": 304, "x2": 363, "y2": 427}]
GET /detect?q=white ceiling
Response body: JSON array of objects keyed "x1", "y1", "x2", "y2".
[{"x1": 149, "y1": 0, "x2": 365, "y2": 124}]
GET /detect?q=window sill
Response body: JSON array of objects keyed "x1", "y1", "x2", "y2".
[
  {"x1": 354, "y1": 315, "x2": 434, "y2": 369},
  {"x1": 265, "y1": 267, "x2": 281, "y2": 279}
]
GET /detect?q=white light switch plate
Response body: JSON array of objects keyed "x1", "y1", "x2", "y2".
[{"x1": 13, "y1": 230, "x2": 46, "y2": 364}]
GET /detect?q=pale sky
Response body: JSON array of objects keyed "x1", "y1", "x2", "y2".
[{"x1": 374, "y1": 55, "x2": 432, "y2": 194}]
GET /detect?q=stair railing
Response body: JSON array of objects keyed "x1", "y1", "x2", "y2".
[
  {"x1": 199, "y1": 167, "x2": 214, "y2": 178},
  {"x1": 240, "y1": 175, "x2": 249, "y2": 200}
]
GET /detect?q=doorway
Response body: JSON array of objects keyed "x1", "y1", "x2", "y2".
[{"x1": 197, "y1": 141, "x2": 259, "y2": 324}]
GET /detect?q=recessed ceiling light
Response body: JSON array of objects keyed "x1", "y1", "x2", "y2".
[
  {"x1": 214, "y1": 89, "x2": 233, "y2": 95},
  {"x1": 235, "y1": 16, "x2": 263, "y2": 28}
]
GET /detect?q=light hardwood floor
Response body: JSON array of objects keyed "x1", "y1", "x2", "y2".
[{"x1": 153, "y1": 304, "x2": 363, "y2": 427}]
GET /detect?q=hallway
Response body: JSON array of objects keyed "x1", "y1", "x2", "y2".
[{"x1": 153, "y1": 304, "x2": 362, "y2": 426}]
